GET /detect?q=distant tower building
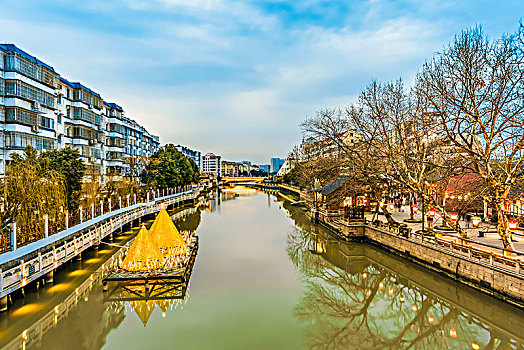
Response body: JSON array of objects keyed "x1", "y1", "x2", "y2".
[{"x1": 270, "y1": 157, "x2": 285, "y2": 174}]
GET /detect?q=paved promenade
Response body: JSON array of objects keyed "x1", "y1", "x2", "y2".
[{"x1": 368, "y1": 210, "x2": 524, "y2": 253}]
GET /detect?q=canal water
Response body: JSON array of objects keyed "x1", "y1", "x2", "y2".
[{"x1": 1, "y1": 186, "x2": 523, "y2": 349}]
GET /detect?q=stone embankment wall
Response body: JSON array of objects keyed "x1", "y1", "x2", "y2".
[{"x1": 360, "y1": 224, "x2": 524, "y2": 308}]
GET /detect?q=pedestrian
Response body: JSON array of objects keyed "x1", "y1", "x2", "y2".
[{"x1": 466, "y1": 213, "x2": 471, "y2": 228}]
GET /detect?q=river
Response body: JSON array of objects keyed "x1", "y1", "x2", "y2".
[{"x1": 0, "y1": 186, "x2": 523, "y2": 349}]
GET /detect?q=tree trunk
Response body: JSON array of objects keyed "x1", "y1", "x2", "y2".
[
  {"x1": 422, "y1": 195, "x2": 468, "y2": 238},
  {"x1": 496, "y1": 200, "x2": 515, "y2": 250},
  {"x1": 409, "y1": 195, "x2": 414, "y2": 220},
  {"x1": 381, "y1": 206, "x2": 397, "y2": 224}
]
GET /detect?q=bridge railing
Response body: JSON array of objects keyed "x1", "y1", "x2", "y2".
[{"x1": 0, "y1": 186, "x2": 194, "y2": 254}]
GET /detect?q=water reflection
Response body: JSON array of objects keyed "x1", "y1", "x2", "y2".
[
  {"x1": 0, "y1": 206, "x2": 202, "y2": 350},
  {"x1": 104, "y1": 280, "x2": 191, "y2": 327},
  {"x1": 283, "y1": 200, "x2": 524, "y2": 349}
]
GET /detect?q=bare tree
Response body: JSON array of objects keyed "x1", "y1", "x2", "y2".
[{"x1": 417, "y1": 26, "x2": 524, "y2": 249}]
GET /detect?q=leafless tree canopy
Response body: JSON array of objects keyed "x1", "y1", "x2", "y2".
[{"x1": 298, "y1": 24, "x2": 524, "y2": 247}]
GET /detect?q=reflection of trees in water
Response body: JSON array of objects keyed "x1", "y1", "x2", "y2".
[
  {"x1": 287, "y1": 228, "x2": 508, "y2": 349},
  {"x1": 175, "y1": 209, "x2": 201, "y2": 232}
]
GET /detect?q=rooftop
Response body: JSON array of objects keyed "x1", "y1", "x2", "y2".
[
  {"x1": 104, "y1": 101, "x2": 124, "y2": 112},
  {"x1": 59, "y1": 77, "x2": 101, "y2": 98},
  {"x1": 0, "y1": 43, "x2": 56, "y2": 73}
]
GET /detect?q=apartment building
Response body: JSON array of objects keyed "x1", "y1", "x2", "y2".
[
  {"x1": 58, "y1": 77, "x2": 105, "y2": 174},
  {"x1": 301, "y1": 130, "x2": 361, "y2": 161},
  {"x1": 0, "y1": 43, "x2": 159, "y2": 178},
  {"x1": 176, "y1": 145, "x2": 202, "y2": 170},
  {"x1": 221, "y1": 160, "x2": 239, "y2": 177},
  {"x1": 104, "y1": 102, "x2": 125, "y2": 176},
  {"x1": 0, "y1": 44, "x2": 59, "y2": 173},
  {"x1": 202, "y1": 153, "x2": 221, "y2": 177}
]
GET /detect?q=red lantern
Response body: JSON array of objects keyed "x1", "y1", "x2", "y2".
[
  {"x1": 428, "y1": 314, "x2": 435, "y2": 324},
  {"x1": 472, "y1": 216, "x2": 481, "y2": 228},
  {"x1": 451, "y1": 212, "x2": 458, "y2": 222},
  {"x1": 509, "y1": 219, "x2": 517, "y2": 232},
  {"x1": 429, "y1": 208, "x2": 436, "y2": 218},
  {"x1": 449, "y1": 328, "x2": 457, "y2": 338}
]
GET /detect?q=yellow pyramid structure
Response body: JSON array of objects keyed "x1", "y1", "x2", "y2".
[
  {"x1": 148, "y1": 209, "x2": 189, "y2": 256},
  {"x1": 121, "y1": 226, "x2": 164, "y2": 271}
]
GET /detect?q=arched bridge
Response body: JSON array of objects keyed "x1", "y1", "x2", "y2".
[{"x1": 221, "y1": 177, "x2": 266, "y2": 186}]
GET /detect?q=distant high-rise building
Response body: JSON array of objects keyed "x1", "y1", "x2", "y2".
[
  {"x1": 241, "y1": 160, "x2": 252, "y2": 166},
  {"x1": 270, "y1": 157, "x2": 285, "y2": 173},
  {"x1": 258, "y1": 164, "x2": 270, "y2": 173}
]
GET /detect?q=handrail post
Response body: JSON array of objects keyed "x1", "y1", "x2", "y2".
[
  {"x1": 11, "y1": 222, "x2": 16, "y2": 252},
  {"x1": 44, "y1": 215, "x2": 49, "y2": 239},
  {"x1": 490, "y1": 252, "x2": 493, "y2": 265}
]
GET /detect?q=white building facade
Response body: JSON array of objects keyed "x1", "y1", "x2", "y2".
[
  {"x1": 0, "y1": 43, "x2": 159, "y2": 178},
  {"x1": 202, "y1": 153, "x2": 221, "y2": 177}
]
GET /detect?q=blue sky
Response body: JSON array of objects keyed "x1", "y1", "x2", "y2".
[{"x1": 1, "y1": 1, "x2": 523, "y2": 164}]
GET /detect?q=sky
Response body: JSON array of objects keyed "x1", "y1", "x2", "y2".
[{"x1": 0, "y1": 1, "x2": 523, "y2": 164}]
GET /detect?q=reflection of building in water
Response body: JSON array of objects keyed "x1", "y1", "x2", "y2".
[{"x1": 284, "y1": 200, "x2": 524, "y2": 350}]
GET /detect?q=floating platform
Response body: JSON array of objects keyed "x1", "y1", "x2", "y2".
[{"x1": 102, "y1": 236, "x2": 198, "y2": 284}]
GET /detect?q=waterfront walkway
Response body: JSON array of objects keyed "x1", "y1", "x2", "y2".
[{"x1": 368, "y1": 210, "x2": 524, "y2": 253}]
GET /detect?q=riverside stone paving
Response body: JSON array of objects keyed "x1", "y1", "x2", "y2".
[{"x1": 366, "y1": 210, "x2": 524, "y2": 253}]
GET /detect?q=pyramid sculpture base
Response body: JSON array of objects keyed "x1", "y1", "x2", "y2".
[{"x1": 103, "y1": 236, "x2": 198, "y2": 284}]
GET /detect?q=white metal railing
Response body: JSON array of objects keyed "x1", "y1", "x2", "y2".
[{"x1": 0, "y1": 188, "x2": 200, "y2": 298}]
